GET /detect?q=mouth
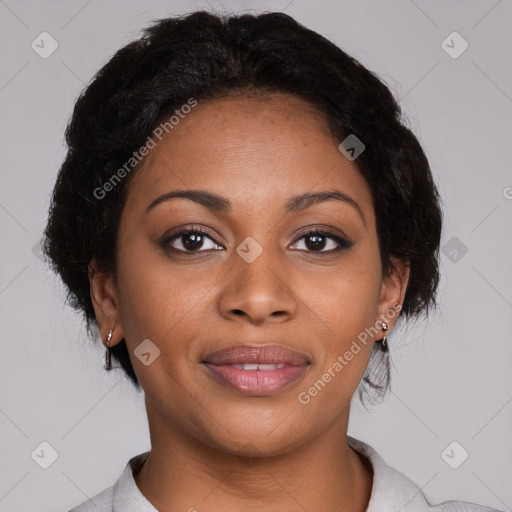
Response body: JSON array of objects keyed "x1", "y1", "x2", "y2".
[{"x1": 202, "y1": 344, "x2": 311, "y2": 396}]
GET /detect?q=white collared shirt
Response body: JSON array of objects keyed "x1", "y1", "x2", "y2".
[{"x1": 68, "y1": 436, "x2": 502, "y2": 511}]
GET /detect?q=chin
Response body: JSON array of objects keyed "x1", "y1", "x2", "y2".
[{"x1": 194, "y1": 409, "x2": 313, "y2": 459}]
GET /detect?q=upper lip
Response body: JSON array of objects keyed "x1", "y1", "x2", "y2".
[{"x1": 203, "y1": 344, "x2": 311, "y2": 366}]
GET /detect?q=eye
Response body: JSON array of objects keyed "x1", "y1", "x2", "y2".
[
  {"x1": 162, "y1": 227, "x2": 223, "y2": 253},
  {"x1": 290, "y1": 229, "x2": 353, "y2": 253},
  {"x1": 161, "y1": 226, "x2": 353, "y2": 255}
]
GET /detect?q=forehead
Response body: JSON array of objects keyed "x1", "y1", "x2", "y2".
[{"x1": 125, "y1": 93, "x2": 374, "y2": 217}]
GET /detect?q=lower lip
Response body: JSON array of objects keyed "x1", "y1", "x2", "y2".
[{"x1": 203, "y1": 363, "x2": 309, "y2": 396}]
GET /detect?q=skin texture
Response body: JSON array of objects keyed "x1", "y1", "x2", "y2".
[{"x1": 89, "y1": 93, "x2": 410, "y2": 512}]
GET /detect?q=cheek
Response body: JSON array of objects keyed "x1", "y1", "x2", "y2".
[
  {"x1": 114, "y1": 236, "x2": 206, "y2": 357},
  {"x1": 295, "y1": 278, "x2": 378, "y2": 414},
  {"x1": 115, "y1": 266, "x2": 209, "y2": 396},
  {"x1": 291, "y1": 251, "x2": 381, "y2": 395},
  {"x1": 305, "y1": 276, "x2": 377, "y2": 370},
  {"x1": 295, "y1": 250, "x2": 382, "y2": 340},
  {"x1": 117, "y1": 262, "x2": 210, "y2": 344}
]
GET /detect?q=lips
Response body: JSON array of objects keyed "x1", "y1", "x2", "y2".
[
  {"x1": 202, "y1": 344, "x2": 310, "y2": 396},
  {"x1": 204, "y1": 344, "x2": 310, "y2": 366}
]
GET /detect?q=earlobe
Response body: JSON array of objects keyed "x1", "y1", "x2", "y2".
[{"x1": 88, "y1": 259, "x2": 124, "y2": 346}]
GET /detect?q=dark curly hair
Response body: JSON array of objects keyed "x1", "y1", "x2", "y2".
[{"x1": 42, "y1": 10, "x2": 443, "y2": 401}]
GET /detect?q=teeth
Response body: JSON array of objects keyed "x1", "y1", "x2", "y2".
[
  {"x1": 258, "y1": 363, "x2": 283, "y2": 370},
  {"x1": 233, "y1": 363, "x2": 287, "y2": 371}
]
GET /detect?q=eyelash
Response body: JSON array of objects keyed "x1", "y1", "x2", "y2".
[{"x1": 161, "y1": 226, "x2": 353, "y2": 254}]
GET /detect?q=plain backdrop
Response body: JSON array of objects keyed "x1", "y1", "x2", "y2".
[{"x1": 0, "y1": 0, "x2": 511, "y2": 511}]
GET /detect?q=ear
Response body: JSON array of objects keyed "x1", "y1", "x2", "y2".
[
  {"x1": 88, "y1": 258, "x2": 124, "y2": 347},
  {"x1": 376, "y1": 257, "x2": 410, "y2": 331}
]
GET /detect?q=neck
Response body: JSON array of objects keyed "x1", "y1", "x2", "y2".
[{"x1": 133, "y1": 404, "x2": 373, "y2": 512}]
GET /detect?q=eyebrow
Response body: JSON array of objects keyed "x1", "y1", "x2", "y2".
[{"x1": 146, "y1": 189, "x2": 366, "y2": 226}]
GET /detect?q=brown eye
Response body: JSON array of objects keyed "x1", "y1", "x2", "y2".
[
  {"x1": 291, "y1": 229, "x2": 353, "y2": 253},
  {"x1": 162, "y1": 228, "x2": 223, "y2": 253}
]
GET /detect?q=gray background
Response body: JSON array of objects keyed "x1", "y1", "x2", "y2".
[{"x1": 0, "y1": 0, "x2": 511, "y2": 510}]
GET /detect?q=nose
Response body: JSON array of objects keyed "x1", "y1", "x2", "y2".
[{"x1": 217, "y1": 243, "x2": 297, "y2": 326}]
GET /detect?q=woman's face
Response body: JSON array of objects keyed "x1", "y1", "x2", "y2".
[{"x1": 91, "y1": 93, "x2": 408, "y2": 456}]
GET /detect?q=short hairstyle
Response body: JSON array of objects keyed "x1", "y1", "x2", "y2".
[{"x1": 43, "y1": 11, "x2": 443, "y2": 402}]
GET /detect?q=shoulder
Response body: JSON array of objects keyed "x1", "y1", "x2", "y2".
[
  {"x1": 347, "y1": 436, "x2": 503, "y2": 512},
  {"x1": 68, "y1": 485, "x2": 114, "y2": 512},
  {"x1": 67, "y1": 452, "x2": 152, "y2": 512}
]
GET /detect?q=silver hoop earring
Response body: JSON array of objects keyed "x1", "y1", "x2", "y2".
[
  {"x1": 378, "y1": 321, "x2": 389, "y2": 353},
  {"x1": 104, "y1": 326, "x2": 114, "y2": 370}
]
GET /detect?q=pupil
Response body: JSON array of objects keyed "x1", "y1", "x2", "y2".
[
  {"x1": 305, "y1": 234, "x2": 325, "y2": 251},
  {"x1": 183, "y1": 233, "x2": 203, "y2": 250}
]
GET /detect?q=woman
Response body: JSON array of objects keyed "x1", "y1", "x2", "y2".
[{"x1": 43, "y1": 10, "x2": 502, "y2": 512}]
